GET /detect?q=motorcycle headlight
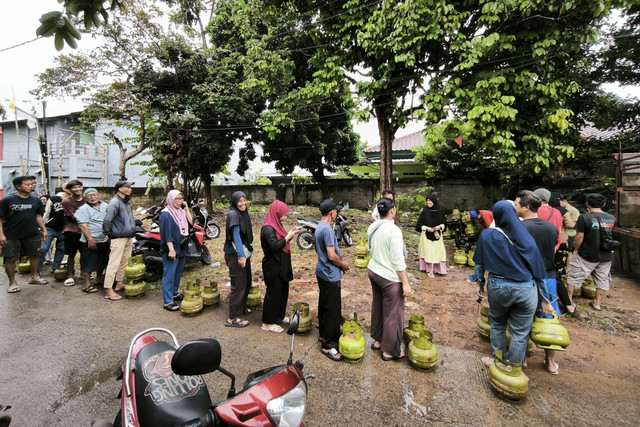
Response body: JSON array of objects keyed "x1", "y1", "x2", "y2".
[{"x1": 266, "y1": 380, "x2": 307, "y2": 427}]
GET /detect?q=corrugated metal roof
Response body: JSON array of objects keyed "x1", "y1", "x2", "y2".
[{"x1": 364, "y1": 131, "x2": 424, "y2": 153}]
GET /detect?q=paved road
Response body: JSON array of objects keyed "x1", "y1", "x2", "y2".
[{"x1": 1, "y1": 271, "x2": 639, "y2": 426}]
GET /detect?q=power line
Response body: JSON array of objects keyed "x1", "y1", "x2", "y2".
[{"x1": 0, "y1": 37, "x2": 39, "y2": 53}]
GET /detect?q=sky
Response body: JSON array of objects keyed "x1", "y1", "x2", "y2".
[{"x1": 1, "y1": 2, "x2": 638, "y2": 145}]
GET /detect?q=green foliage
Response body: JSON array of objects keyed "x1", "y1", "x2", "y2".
[{"x1": 291, "y1": 175, "x2": 314, "y2": 185}]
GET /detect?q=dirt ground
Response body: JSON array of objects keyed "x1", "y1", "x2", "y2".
[{"x1": 188, "y1": 204, "x2": 640, "y2": 382}]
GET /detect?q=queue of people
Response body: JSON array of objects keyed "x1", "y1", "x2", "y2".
[{"x1": 2, "y1": 178, "x2": 619, "y2": 375}]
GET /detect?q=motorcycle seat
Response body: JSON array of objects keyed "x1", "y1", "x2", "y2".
[
  {"x1": 298, "y1": 218, "x2": 319, "y2": 226},
  {"x1": 134, "y1": 341, "x2": 212, "y2": 426}
]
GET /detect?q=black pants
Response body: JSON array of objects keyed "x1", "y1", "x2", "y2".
[
  {"x1": 317, "y1": 276, "x2": 341, "y2": 350},
  {"x1": 262, "y1": 274, "x2": 289, "y2": 324},
  {"x1": 225, "y1": 254, "x2": 252, "y2": 319}
]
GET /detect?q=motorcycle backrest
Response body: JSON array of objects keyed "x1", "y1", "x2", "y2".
[
  {"x1": 171, "y1": 339, "x2": 222, "y2": 376},
  {"x1": 287, "y1": 309, "x2": 301, "y2": 336}
]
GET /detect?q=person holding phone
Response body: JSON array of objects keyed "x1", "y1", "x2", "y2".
[
  {"x1": 159, "y1": 189, "x2": 192, "y2": 311},
  {"x1": 260, "y1": 200, "x2": 302, "y2": 333}
]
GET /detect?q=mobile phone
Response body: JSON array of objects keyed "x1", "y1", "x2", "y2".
[{"x1": 182, "y1": 202, "x2": 187, "y2": 209}]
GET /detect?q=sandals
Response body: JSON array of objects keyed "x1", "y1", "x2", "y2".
[
  {"x1": 28, "y1": 277, "x2": 48, "y2": 285},
  {"x1": 173, "y1": 293, "x2": 184, "y2": 301},
  {"x1": 262, "y1": 324, "x2": 284, "y2": 333},
  {"x1": 381, "y1": 352, "x2": 406, "y2": 361},
  {"x1": 566, "y1": 304, "x2": 579, "y2": 317},
  {"x1": 64, "y1": 278, "x2": 75, "y2": 287},
  {"x1": 481, "y1": 356, "x2": 494, "y2": 367},
  {"x1": 371, "y1": 343, "x2": 381, "y2": 351},
  {"x1": 82, "y1": 286, "x2": 98, "y2": 293},
  {"x1": 243, "y1": 308, "x2": 252, "y2": 314},
  {"x1": 7, "y1": 285, "x2": 20, "y2": 293},
  {"x1": 589, "y1": 301, "x2": 603, "y2": 311},
  {"x1": 164, "y1": 302, "x2": 180, "y2": 311},
  {"x1": 104, "y1": 294, "x2": 123, "y2": 301},
  {"x1": 224, "y1": 318, "x2": 249, "y2": 328},
  {"x1": 321, "y1": 348, "x2": 342, "y2": 362},
  {"x1": 544, "y1": 359, "x2": 559, "y2": 375}
]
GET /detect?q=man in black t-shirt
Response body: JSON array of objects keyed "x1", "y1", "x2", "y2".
[
  {"x1": 0, "y1": 176, "x2": 49, "y2": 293},
  {"x1": 566, "y1": 193, "x2": 616, "y2": 311}
]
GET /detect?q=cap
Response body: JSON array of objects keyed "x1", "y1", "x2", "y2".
[
  {"x1": 115, "y1": 180, "x2": 134, "y2": 191},
  {"x1": 533, "y1": 188, "x2": 550, "y2": 203},
  {"x1": 83, "y1": 188, "x2": 98, "y2": 195},
  {"x1": 470, "y1": 210, "x2": 478, "y2": 219},
  {"x1": 319, "y1": 199, "x2": 342, "y2": 215}
]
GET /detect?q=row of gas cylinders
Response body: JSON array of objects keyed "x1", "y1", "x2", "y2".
[
  {"x1": 560, "y1": 275, "x2": 597, "y2": 299},
  {"x1": 453, "y1": 250, "x2": 475, "y2": 267},
  {"x1": 476, "y1": 306, "x2": 570, "y2": 402}
]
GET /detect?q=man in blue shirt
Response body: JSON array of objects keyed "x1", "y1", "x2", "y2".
[{"x1": 315, "y1": 199, "x2": 350, "y2": 361}]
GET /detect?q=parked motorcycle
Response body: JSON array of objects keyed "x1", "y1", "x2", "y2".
[
  {"x1": 92, "y1": 310, "x2": 307, "y2": 427},
  {"x1": 190, "y1": 200, "x2": 221, "y2": 240},
  {"x1": 296, "y1": 207, "x2": 353, "y2": 250},
  {"x1": 132, "y1": 222, "x2": 212, "y2": 282}
]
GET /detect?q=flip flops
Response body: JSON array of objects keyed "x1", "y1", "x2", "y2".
[
  {"x1": 82, "y1": 286, "x2": 98, "y2": 293},
  {"x1": 163, "y1": 302, "x2": 180, "y2": 311},
  {"x1": 589, "y1": 302, "x2": 603, "y2": 311},
  {"x1": 381, "y1": 352, "x2": 406, "y2": 361},
  {"x1": 64, "y1": 278, "x2": 75, "y2": 287},
  {"x1": 224, "y1": 318, "x2": 249, "y2": 328},
  {"x1": 104, "y1": 294, "x2": 122, "y2": 301},
  {"x1": 544, "y1": 359, "x2": 559, "y2": 375},
  {"x1": 262, "y1": 324, "x2": 284, "y2": 333},
  {"x1": 28, "y1": 277, "x2": 48, "y2": 285},
  {"x1": 7, "y1": 285, "x2": 20, "y2": 293},
  {"x1": 481, "y1": 356, "x2": 494, "y2": 367},
  {"x1": 370, "y1": 343, "x2": 381, "y2": 351},
  {"x1": 321, "y1": 348, "x2": 342, "y2": 362}
]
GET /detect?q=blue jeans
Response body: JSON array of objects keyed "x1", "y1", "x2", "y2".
[
  {"x1": 39, "y1": 229, "x2": 65, "y2": 273},
  {"x1": 161, "y1": 254, "x2": 186, "y2": 304},
  {"x1": 487, "y1": 276, "x2": 537, "y2": 364}
]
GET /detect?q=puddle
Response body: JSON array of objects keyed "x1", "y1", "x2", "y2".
[{"x1": 50, "y1": 359, "x2": 123, "y2": 412}]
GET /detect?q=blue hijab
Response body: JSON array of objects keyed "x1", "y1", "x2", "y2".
[{"x1": 473, "y1": 201, "x2": 547, "y2": 284}]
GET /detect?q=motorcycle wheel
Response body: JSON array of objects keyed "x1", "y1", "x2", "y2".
[
  {"x1": 342, "y1": 229, "x2": 354, "y2": 246},
  {"x1": 296, "y1": 231, "x2": 315, "y2": 250},
  {"x1": 205, "y1": 222, "x2": 220, "y2": 239},
  {"x1": 200, "y1": 245, "x2": 212, "y2": 265},
  {"x1": 137, "y1": 249, "x2": 163, "y2": 282}
]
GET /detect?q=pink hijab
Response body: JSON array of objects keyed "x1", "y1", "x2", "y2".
[
  {"x1": 262, "y1": 200, "x2": 291, "y2": 253},
  {"x1": 163, "y1": 190, "x2": 189, "y2": 236}
]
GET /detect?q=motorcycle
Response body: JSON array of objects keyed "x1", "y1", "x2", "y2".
[
  {"x1": 296, "y1": 207, "x2": 353, "y2": 250},
  {"x1": 92, "y1": 310, "x2": 307, "y2": 427},
  {"x1": 191, "y1": 199, "x2": 221, "y2": 240},
  {"x1": 132, "y1": 221, "x2": 212, "y2": 282}
]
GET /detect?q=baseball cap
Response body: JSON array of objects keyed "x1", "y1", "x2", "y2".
[
  {"x1": 115, "y1": 180, "x2": 134, "y2": 191},
  {"x1": 470, "y1": 210, "x2": 478, "y2": 219},
  {"x1": 319, "y1": 199, "x2": 342, "y2": 215},
  {"x1": 533, "y1": 188, "x2": 551, "y2": 203}
]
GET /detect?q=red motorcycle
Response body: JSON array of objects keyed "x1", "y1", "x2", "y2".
[
  {"x1": 133, "y1": 220, "x2": 212, "y2": 282},
  {"x1": 92, "y1": 311, "x2": 307, "y2": 426}
]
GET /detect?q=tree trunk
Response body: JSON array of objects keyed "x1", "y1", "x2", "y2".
[
  {"x1": 311, "y1": 169, "x2": 329, "y2": 200},
  {"x1": 203, "y1": 174, "x2": 213, "y2": 213},
  {"x1": 375, "y1": 107, "x2": 395, "y2": 194}
]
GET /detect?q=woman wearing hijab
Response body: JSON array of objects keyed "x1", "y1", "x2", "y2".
[
  {"x1": 260, "y1": 200, "x2": 301, "y2": 333},
  {"x1": 224, "y1": 191, "x2": 254, "y2": 328},
  {"x1": 415, "y1": 194, "x2": 447, "y2": 278},
  {"x1": 159, "y1": 189, "x2": 192, "y2": 311},
  {"x1": 368, "y1": 198, "x2": 413, "y2": 361},
  {"x1": 473, "y1": 201, "x2": 554, "y2": 366}
]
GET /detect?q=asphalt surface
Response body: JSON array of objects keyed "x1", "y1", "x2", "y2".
[{"x1": 1, "y1": 270, "x2": 639, "y2": 427}]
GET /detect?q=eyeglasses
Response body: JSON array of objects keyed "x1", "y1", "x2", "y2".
[{"x1": 175, "y1": 196, "x2": 184, "y2": 200}]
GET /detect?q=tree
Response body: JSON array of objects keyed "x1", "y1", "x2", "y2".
[
  {"x1": 208, "y1": 0, "x2": 362, "y2": 198},
  {"x1": 37, "y1": 0, "x2": 126, "y2": 50},
  {"x1": 33, "y1": 1, "x2": 173, "y2": 179}
]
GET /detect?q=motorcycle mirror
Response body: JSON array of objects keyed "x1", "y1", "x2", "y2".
[
  {"x1": 171, "y1": 339, "x2": 222, "y2": 376},
  {"x1": 287, "y1": 309, "x2": 301, "y2": 336}
]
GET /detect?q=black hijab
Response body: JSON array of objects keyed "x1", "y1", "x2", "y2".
[
  {"x1": 225, "y1": 191, "x2": 253, "y2": 248},
  {"x1": 416, "y1": 194, "x2": 446, "y2": 240}
]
